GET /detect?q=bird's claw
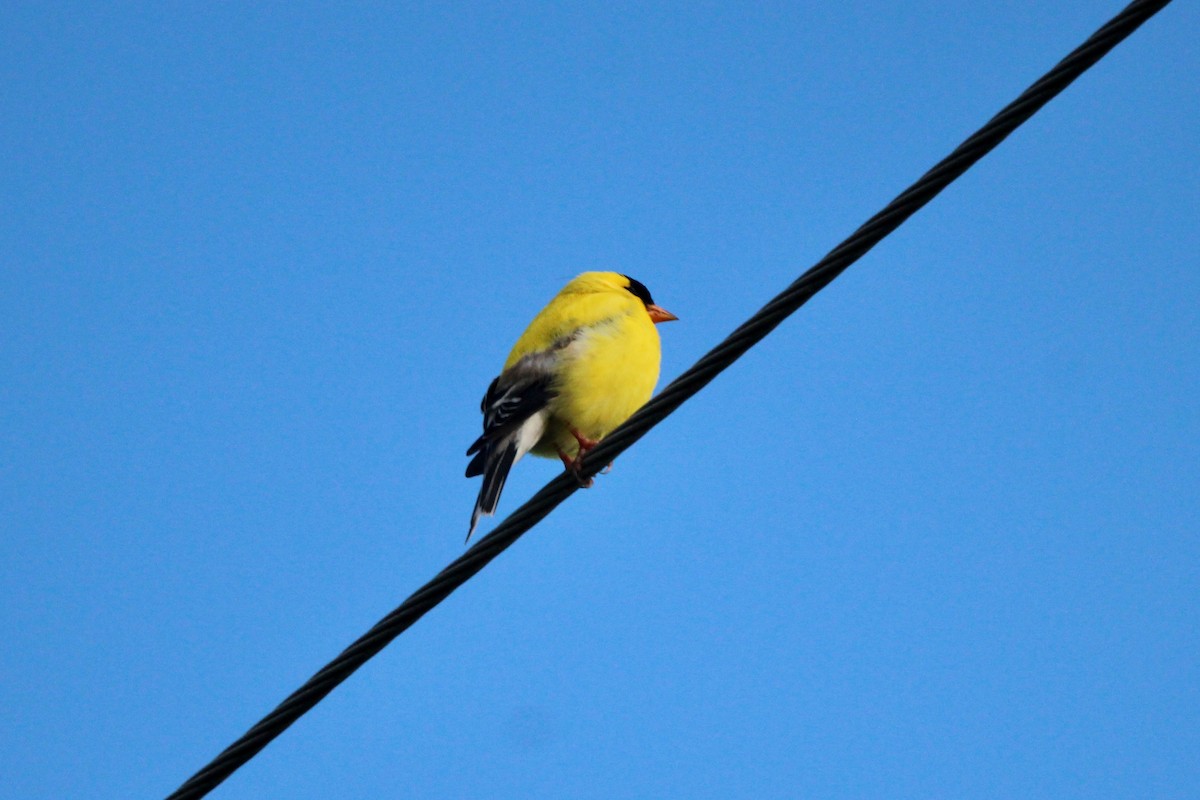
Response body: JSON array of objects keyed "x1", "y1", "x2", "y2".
[
  {"x1": 560, "y1": 428, "x2": 604, "y2": 487},
  {"x1": 569, "y1": 427, "x2": 600, "y2": 452},
  {"x1": 558, "y1": 448, "x2": 596, "y2": 488}
]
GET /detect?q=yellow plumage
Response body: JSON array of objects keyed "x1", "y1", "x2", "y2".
[
  {"x1": 504, "y1": 272, "x2": 663, "y2": 460},
  {"x1": 465, "y1": 271, "x2": 676, "y2": 540}
]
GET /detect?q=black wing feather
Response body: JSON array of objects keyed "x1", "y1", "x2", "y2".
[
  {"x1": 465, "y1": 371, "x2": 557, "y2": 541},
  {"x1": 465, "y1": 375, "x2": 556, "y2": 462}
]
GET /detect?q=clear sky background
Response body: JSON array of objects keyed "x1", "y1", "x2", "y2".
[{"x1": 2, "y1": 3, "x2": 1197, "y2": 798}]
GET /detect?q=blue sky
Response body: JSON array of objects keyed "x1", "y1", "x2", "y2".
[{"x1": 2, "y1": 2, "x2": 1197, "y2": 798}]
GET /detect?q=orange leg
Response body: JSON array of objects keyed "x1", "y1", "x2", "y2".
[
  {"x1": 559, "y1": 429, "x2": 602, "y2": 488},
  {"x1": 558, "y1": 448, "x2": 594, "y2": 488},
  {"x1": 569, "y1": 429, "x2": 614, "y2": 475},
  {"x1": 570, "y1": 427, "x2": 600, "y2": 452}
]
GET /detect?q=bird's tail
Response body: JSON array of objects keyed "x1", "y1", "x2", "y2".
[{"x1": 467, "y1": 439, "x2": 518, "y2": 542}]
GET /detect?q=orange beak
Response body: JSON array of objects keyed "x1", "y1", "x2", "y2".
[{"x1": 646, "y1": 304, "x2": 678, "y2": 324}]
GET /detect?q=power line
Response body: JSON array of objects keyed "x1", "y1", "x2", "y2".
[{"x1": 165, "y1": 2, "x2": 1172, "y2": 797}]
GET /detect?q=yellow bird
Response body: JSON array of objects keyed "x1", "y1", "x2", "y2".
[{"x1": 465, "y1": 272, "x2": 677, "y2": 541}]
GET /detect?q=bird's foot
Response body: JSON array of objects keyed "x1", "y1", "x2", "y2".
[
  {"x1": 558, "y1": 448, "x2": 595, "y2": 488},
  {"x1": 569, "y1": 428, "x2": 600, "y2": 453},
  {"x1": 561, "y1": 428, "x2": 602, "y2": 487}
]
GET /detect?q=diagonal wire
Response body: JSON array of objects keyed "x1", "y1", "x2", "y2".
[{"x1": 165, "y1": 1, "x2": 1172, "y2": 797}]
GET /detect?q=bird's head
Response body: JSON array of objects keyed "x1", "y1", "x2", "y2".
[
  {"x1": 567, "y1": 272, "x2": 678, "y2": 324},
  {"x1": 621, "y1": 275, "x2": 678, "y2": 324}
]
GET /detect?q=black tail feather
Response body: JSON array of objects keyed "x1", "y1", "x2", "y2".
[
  {"x1": 465, "y1": 447, "x2": 486, "y2": 477},
  {"x1": 467, "y1": 440, "x2": 518, "y2": 542}
]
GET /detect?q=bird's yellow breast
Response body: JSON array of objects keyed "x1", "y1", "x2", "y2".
[
  {"x1": 535, "y1": 309, "x2": 661, "y2": 457},
  {"x1": 501, "y1": 277, "x2": 662, "y2": 460}
]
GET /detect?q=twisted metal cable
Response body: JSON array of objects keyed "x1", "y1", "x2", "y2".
[{"x1": 165, "y1": 2, "x2": 1171, "y2": 796}]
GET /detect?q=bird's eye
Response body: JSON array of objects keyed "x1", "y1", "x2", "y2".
[{"x1": 622, "y1": 275, "x2": 655, "y2": 307}]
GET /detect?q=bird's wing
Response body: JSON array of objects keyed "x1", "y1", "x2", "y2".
[
  {"x1": 465, "y1": 349, "x2": 563, "y2": 541},
  {"x1": 465, "y1": 354, "x2": 560, "y2": 464}
]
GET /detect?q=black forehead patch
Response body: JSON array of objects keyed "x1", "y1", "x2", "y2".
[{"x1": 622, "y1": 275, "x2": 655, "y2": 306}]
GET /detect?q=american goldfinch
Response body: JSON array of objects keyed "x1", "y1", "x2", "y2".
[{"x1": 465, "y1": 272, "x2": 677, "y2": 541}]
